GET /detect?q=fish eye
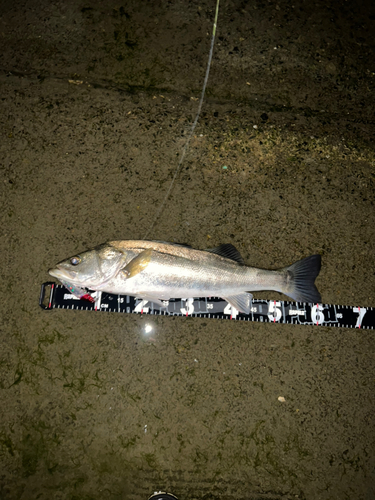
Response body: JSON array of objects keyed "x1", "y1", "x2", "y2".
[{"x1": 70, "y1": 256, "x2": 81, "y2": 266}]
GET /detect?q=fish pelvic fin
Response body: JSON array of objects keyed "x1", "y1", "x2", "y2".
[
  {"x1": 136, "y1": 294, "x2": 166, "y2": 308},
  {"x1": 282, "y1": 254, "x2": 321, "y2": 303}
]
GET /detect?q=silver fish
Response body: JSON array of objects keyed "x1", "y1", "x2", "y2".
[{"x1": 49, "y1": 240, "x2": 321, "y2": 313}]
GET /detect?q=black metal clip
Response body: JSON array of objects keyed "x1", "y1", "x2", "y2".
[{"x1": 39, "y1": 281, "x2": 55, "y2": 310}]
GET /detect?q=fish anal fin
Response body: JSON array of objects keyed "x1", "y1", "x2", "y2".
[
  {"x1": 223, "y1": 292, "x2": 253, "y2": 314},
  {"x1": 206, "y1": 244, "x2": 245, "y2": 265}
]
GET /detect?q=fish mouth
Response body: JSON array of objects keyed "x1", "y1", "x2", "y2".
[{"x1": 49, "y1": 266, "x2": 77, "y2": 281}]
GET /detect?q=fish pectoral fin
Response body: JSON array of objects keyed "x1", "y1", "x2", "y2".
[
  {"x1": 223, "y1": 292, "x2": 253, "y2": 314},
  {"x1": 136, "y1": 294, "x2": 166, "y2": 308},
  {"x1": 121, "y1": 248, "x2": 153, "y2": 279}
]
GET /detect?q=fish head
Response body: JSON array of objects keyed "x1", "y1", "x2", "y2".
[{"x1": 49, "y1": 244, "x2": 126, "y2": 289}]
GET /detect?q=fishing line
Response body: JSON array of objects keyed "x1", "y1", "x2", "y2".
[{"x1": 143, "y1": 0, "x2": 220, "y2": 239}]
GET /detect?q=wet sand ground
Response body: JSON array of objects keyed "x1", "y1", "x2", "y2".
[{"x1": 1, "y1": 0, "x2": 374, "y2": 499}]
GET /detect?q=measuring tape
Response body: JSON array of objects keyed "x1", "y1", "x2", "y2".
[{"x1": 40, "y1": 282, "x2": 374, "y2": 329}]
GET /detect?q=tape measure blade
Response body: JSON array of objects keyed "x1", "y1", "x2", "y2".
[{"x1": 40, "y1": 283, "x2": 374, "y2": 329}]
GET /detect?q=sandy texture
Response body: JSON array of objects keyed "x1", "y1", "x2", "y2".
[{"x1": 1, "y1": 0, "x2": 374, "y2": 499}]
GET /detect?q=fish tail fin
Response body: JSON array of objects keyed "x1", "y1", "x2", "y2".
[{"x1": 282, "y1": 255, "x2": 322, "y2": 303}]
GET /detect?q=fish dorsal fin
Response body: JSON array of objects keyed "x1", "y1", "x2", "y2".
[
  {"x1": 152, "y1": 240, "x2": 192, "y2": 248},
  {"x1": 206, "y1": 244, "x2": 245, "y2": 265}
]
